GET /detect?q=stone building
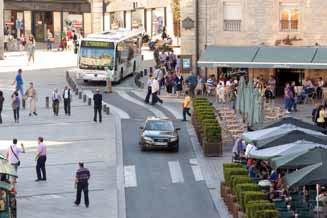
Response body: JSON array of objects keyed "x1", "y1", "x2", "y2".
[{"x1": 180, "y1": 0, "x2": 327, "y2": 95}]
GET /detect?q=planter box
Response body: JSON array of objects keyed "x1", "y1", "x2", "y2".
[
  {"x1": 203, "y1": 141, "x2": 223, "y2": 157},
  {"x1": 232, "y1": 203, "x2": 241, "y2": 218},
  {"x1": 238, "y1": 211, "x2": 246, "y2": 218}
]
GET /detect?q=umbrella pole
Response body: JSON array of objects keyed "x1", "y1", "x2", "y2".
[{"x1": 317, "y1": 184, "x2": 320, "y2": 218}]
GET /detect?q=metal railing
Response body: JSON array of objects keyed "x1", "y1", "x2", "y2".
[{"x1": 223, "y1": 20, "x2": 242, "y2": 32}]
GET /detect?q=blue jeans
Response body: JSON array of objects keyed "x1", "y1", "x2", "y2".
[
  {"x1": 16, "y1": 85, "x2": 24, "y2": 96},
  {"x1": 284, "y1": 98, "x2": 292, "y2": 111}
]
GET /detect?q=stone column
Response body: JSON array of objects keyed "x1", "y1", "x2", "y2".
[
  {"x1": 91, "y1": 0, "x2": 104, "y2": 33},
  {"x1": 24, "y1": 11, "x2": 32, "y2": 36},
  {"x1": 0, "y1": 0, "x2": 4, "y2": 59}
]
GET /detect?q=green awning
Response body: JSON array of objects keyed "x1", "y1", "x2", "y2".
[
  {"x1": 198, "y1": 46, "x2": 327, "y2": 69},
  {"x1": 198, "y1": 46, "x2": 259, "y2": 68},
  {"x1": 313, "y1": 48, "x2": 327, "y2": 63},
  {"x1": 0, "y1": 159, "x2": 17, "y2": 177}
]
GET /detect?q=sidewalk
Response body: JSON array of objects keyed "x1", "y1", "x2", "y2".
[{"x1": 0, "y1": 69, "x2": 119, "y2": 218}]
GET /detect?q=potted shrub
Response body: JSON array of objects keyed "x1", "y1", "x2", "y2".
[
  {"x1": 246, "y1": 200, "x2": 275, "y2": 218},
  {"x1": 241, "y1": 191, "x2": 266, "y2": 210},
  {"x1": 254, "y1": 209, "x2": 278, "y2": 218}
]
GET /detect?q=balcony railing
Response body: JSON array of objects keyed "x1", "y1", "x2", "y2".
[
  {"x1": 223, "y1": 20, "x2": 241, "y2": 32},
  {"x1": 280, "y1": 20, "x2": 299, "y2": 32}
]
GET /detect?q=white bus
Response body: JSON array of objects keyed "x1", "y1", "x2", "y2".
[{"x1": 74, "y1": 29, "x2": 143, "y2": 83}]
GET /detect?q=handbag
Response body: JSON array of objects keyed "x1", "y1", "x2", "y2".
[{"x1": 10, "y1": 146, "x2": 20, "y2": 166}]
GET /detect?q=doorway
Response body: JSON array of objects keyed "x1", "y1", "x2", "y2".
[
  {"x1": 32, "y1": 11, "x2": 53, "y2": 42},
  {"x1": 275, "y1": 68, "x2": 304, "y2": 96}
]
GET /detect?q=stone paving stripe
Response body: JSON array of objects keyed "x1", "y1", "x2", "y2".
[
  {"x1": 190, "y1": 159, "x2": 204, "y2": 182},
  {"x1": 124, "y1": 165, "x2": 137, "y2": 188},
  {"x1": 168, "y1": 161, "x2": 184, "y2": 184},
  {"x1": 17, "y1": 188, "x2": 105, "y2": 198}
]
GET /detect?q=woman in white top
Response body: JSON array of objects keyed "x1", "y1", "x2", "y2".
[{"x1": 216, "y1": 81, "x2": 225, "y2": 103}]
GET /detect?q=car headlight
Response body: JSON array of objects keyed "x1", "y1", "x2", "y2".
[
  {"x1": 143, "y1": 136, "x2": 153, "y2": 142},
  {"x1": 170, "y1": 136, "x2": 178, "y2": 142}
]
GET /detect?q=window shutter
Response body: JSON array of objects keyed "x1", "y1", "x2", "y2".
[{"x1": 223, "y1": 2, "x2": 242, "y2": 20}]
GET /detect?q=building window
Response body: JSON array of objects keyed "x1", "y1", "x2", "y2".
[
  {"x1": 223, "y1": 2, "x2": 242, "y2": 32},
  {"x1": 280, "y1": 3, "x2": 299, "y2": 32}
]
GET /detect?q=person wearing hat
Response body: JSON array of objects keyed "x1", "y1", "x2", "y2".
[
  {"x1": 74, "y1": 162, "x2": 90, "y2": 208},
  {"x1": 93, "y1": 89, "x2": 102, "y2": 123}
]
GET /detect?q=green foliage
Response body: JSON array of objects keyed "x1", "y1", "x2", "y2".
[
  {"x1": 241, "y1": 191, "x2": 266, "y2": 210},
  {"x1": 246, "y1": 201, "x2": 275, "y2": 218},
  {"x1": 222, "y1": 163, "x2": 242, "y2": 170},
  {"x1": 230, "y1": 176, "x2": 253, "y2": 194},
  {"x1": 223, "y1": 168, "x2": 248, "y2": 186},
  {"x1": 235, "y1": 182, "x2": 258, "y2": 202},
  {"x1": 254, "y1": 209, "x2": 278, "y2": 218}
]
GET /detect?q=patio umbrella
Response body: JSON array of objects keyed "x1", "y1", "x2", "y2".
[
  {"x1": 258, "y1": 130, "x2": 327, "y2": 149},
  {"x1": 270, "y1": 147, "x2": 327, "y2": 169},
  {"x1": 284, "y1": 161, "x2": 327, "y2": 188},
  {"x1": 252, "y1": 88, "x2": 264, "y2": 125},
  {"x1": 235, "y1": 76, "x2": 246, "y2": 114},
  {"x1": 244, "y1": 79, "x2": 254, "y2": 126},
  {"x1": 248, "y1": 140, "x2": 327, "y2": 160},
  {"x1": 264, "y1": 117, "x2": 327, "y2": 134},
  {"x1": 242, "y1": 124, "x2": 326, "y2": 146}
]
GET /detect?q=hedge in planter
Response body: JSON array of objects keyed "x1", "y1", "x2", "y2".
[
  {"x1": 223, "y1": 163, "x2": 242, "y2": 170},
  {"x1": 245, "y1": 200, "x2": 275, "y2": 218},
  {"x1": 224, "y1": 168, "x2": 248, "y2": 186},
  {"x1": 235, "y1": 183, "x2": 258, "y2": 203},
  {"x1": 241, "y1": 191, "x2": 266, "y2": 210},
  {"x1": 254, "y1": 209, "x2": 278, "y2": 218},
  {"x1": 230, "y1": 176, "x2": 254, "y2": 194}
]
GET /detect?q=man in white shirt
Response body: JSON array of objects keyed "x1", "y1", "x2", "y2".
[
  {"x1": 151, "y1": 78, "x2": 163, "y2": 105},
  {"x1": 6, "y1": 138, "x2": 25, "y2": 171},
  {"x1": 62, "y1": 86, "x2": 71, "y2": 116}
]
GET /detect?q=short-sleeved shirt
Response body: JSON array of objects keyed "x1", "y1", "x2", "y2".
[
  {"x1": 15, "y1": 74, "x2": 23, "y2": 86},
  {"x1": 183, "y1": 96, "x2": 191, "y2": 109},
  {"x1": 38, "y1": 143, "x2": 47, "y2": 156},
  {"x1": 76, "y1": 167, "x2": 90, "y2": 184},
  {"x1": 8, "y1": 145, "x2": 23, "y2": 164}
]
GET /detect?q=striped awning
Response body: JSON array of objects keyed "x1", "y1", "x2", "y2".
[{"x1": 198, "y1": 46, "x2": 327, "y2": 69}]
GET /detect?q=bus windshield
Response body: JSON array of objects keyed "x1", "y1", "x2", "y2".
[{"x1": 79, "y1": 41, "x2": 115, "y2": 70}]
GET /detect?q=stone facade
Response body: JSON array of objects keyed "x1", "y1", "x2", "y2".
[
  {"x1": 181, "y1": 0, "x2": 327, "y2": 73},
  {"x1": 0, "y1": 0, "x2": 3, "y2": 59}
]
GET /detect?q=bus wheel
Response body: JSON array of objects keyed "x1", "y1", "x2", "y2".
[
  {"x1": 120, "y1": 68, "x2": 124, "y2": 82},
  {"x1": 83, "y1": 80, "x2": 88, "y2": 83}
]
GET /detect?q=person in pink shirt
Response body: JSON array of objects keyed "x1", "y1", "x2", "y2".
[{"x1": 35, "y1": 137, "x2": 47, "y2": 182}]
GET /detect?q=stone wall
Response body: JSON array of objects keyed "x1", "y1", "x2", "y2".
[{"x1": 0, "y1": 0, "x2": 3, "y2": 59}]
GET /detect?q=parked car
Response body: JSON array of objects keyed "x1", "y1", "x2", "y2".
[{"x1": 139, "y1": 117, "x2": 180, "y2": 152}]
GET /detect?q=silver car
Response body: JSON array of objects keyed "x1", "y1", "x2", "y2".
[{"x1": 139, "y1": 118, "x2": 180, "y2": 152}]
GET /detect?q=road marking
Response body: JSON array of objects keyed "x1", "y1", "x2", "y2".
[
  {"x1": 190, "y1": 159, "x2": 204, "y2": 182},
  {"x1": 168, "y1": 161, "x2": 184, "y2": 183},
  {"x1": 124, "y1": 165, "x2": 137, "y2": 188}
]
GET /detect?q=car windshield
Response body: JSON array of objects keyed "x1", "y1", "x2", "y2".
[{"x1": 144, "y1": 120, "x2": 174, "y2": 131}]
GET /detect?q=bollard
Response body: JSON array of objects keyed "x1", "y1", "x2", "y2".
[
  {"x1": 106, "y1": 106, "x2": 110, "y2": 115},
  {"x1": 79, "y1": 91, "x2": 82, "y2": 99},
  {"x1": 140, "y1": 70, "x2": 143, "y2": 77},
  {"x1": 103, "y1": 104, "x2": 107, "y2": 112},
  {"x1": 149, "y1": 67, "x2": 153, "y2": 74},
  {"x1": 144, "y1": 69, "x2": 148, "y2": 76},
  {"x1": 45, "y1": 96, "x2": 49, "y2": 109},
  {"x1": 88, "y1": 98, "x2": 92, "y2": 106},
  {"x1": 75, "y1": 88, "x2": 79, "y2": 95},
  {"x1": 83, "y1": 94, "x2": 87, "y2": 102},
  {"x1": 22, "y1": 98, "x2": 26, "y2": 109}
]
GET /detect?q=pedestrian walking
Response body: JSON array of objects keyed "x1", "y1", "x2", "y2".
[
  {"x1": 151, "y1": 77, "x2": 163, "y2": 105},
  {"x1": 63, "y1": 86, "x2": 72, "y2": 116},
  {"x1": 93, "y1": 89, "x2": 102, "y2": 123},
  {"x1": 0, "y1": 91, "x2": 4, "y2": 124},
  {"x1": 27, "y1": 35, "x2": 36, "y2": 64},
  {"x1": 46, "y1": 29, "x2": 53, "y2": 50},
  {"x1": 165, "y1": 72, "x2": 174, "y2": 95},
  {"x1": 144, "y1": 75, "x2": 153, "y2": 104},
  {"x1": 52, "y1": 88, "x2": 61, "y2": 116},
  {"x1": 12, "y1": 69, "x2": 24, "y2": 96},
  {"x1": 175, "y1": 71, "x2": 184, "y2": 97},
  {"x1": 182, "y1": 91, "x2": 192, "y2": 121},
  {"x1": 74, "y1": 162, "x2": 90, "y2": 208},
  {"x1": 35, "y1": 137, "x2": 47, "y2": 181},
  {"x1": 11, "y1": 91, "x2": 20, "y2": 123},
  {"x1": 186, "y1": 73, "x2": 197, "y2": 97},
  {"x1": 6, "y1": 139, "x2": 25, "y2": 171},
  {"x1": 25, "y1": 82, "x2": 37, "y2": 116}
]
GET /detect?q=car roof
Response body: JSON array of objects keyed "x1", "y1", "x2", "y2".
[{"x1": 145, "y1": 117, "x2": 170, "y2": 121}]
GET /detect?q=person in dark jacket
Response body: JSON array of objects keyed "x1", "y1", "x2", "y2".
[
  {"x1": 74, "y1": 162, "x2": 90, "y2": 208},
  {"x1": 0, "y1": 91, "x2": 4, "y2": 124},
  {"x1": 93, "y1": 89, "x2": 102, "y2": 123}
]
